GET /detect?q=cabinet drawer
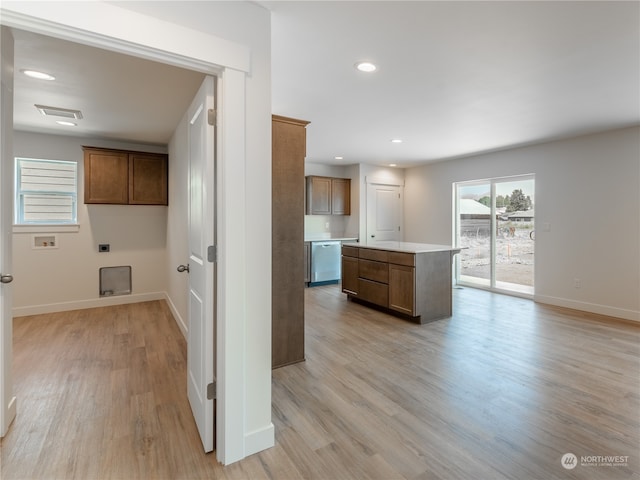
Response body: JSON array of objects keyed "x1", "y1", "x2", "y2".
[
  {"x1": 342, "y1": 245, "x2": 359, "y2": 258},
  {"x1": 359, "y1": 248, "x2": 389, "y2": 262},
  {"x1": 358, "y1": 278, "x2": 388, "y2": 307},
  {"x1": 359, "y1": 259, "x2": 389, "y2": 284},
  {"x1": 388, "y1": 251, "x2": 415, "y2": 267}
]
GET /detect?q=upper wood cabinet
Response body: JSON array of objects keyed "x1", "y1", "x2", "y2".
[
  {"x1": 128, "y1": 152, "x2": 169, "y2": 205},
  {"x1": 83, "y1": 146, "x2": 168, "y2": 205},
  {"x1": 305, "y1": 175, "x2": 351, "y2": 215},
  {"x1": 331, "y1": 178, "x2": 351, "y2": 215}
]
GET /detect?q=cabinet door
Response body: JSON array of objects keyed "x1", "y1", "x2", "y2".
[
  {"x1": 388, "y1": 263, "x2": 415, "y2": 315},
  {"x1": 306, "y1": 176, "x2": 332, "y2": 215},
  {"x1": 342, "y1": 255, "x2": 359, "y2": 295},
  {"x1": 129, "y1": 153, "x2": 168, "y2": 205},
  {"x1": 331, "y1": 178, "x2": 350, "y2": 215},
  {"x1": 84, "y1": 149, "x2": 128, "y2": 204}
]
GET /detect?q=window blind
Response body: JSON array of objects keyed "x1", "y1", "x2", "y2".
[{"x1": 16, "y1": 159, "x2": 78, "y2": 224}]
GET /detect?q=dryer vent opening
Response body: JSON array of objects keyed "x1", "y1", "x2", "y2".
[{"x1": 100, "y1": 266, "x2": 131, "y2": 297}]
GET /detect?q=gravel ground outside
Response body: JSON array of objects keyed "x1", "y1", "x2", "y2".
[{"x1": 459, "y1": 224, "x2": 534, "y2": 287}]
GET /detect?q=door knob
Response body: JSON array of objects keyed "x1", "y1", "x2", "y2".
[
  {"x1": 177, "y1": 264, "x2": 190, "y2": 273},
  {"x1": 0, "y1": 274, "x2": 13, "y2": 284}
]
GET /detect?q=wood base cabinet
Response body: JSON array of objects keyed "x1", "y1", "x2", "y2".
[
  {"x1": 342, "y1": 244, "x2": 458, "y2": 324},
  {"x1": 272, "y1": 115, "x2": 309, "y2": 369}
]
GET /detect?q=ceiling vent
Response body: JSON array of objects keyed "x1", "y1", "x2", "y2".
[{"x1": 35, "y1": 104, "x2": 83, "y2": 120}]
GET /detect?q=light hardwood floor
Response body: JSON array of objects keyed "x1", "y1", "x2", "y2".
[{"x1": 1, "y1": 287, "x2": 638, "y2": 479}]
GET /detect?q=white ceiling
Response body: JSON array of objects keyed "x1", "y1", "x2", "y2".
[
  {"x1": 265, "y1": 1, "x2": 639, "y2": 166},
  {"x1": 10, "y1": 1, "x2": 640, "y2": 167},
  {"x1": 12, "y1": 28, "x2": 205, "y2": 146}
]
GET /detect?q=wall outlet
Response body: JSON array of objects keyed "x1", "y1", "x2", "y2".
[
  {"x1": 574, "y1": 278, "x2": 581, "y2": 289},
  {"x1": 325, "y1": 222, "x2": 330, "y2": 230},
  {"x1": 99, "y1": 244, "x2": 110, "y2": 252}
]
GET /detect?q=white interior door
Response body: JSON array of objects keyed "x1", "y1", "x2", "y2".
[
  {"x1": 0, "y1": 26, "x2": 16, "y2": 437},
  {"x1": 186, "y1": 76, "x2": 216, "y2": 452},
  {"x1": 366, "y1": 183, "x2": 403, "y2": 242}
]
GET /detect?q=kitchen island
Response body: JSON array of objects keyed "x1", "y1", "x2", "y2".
[{"x1": 341, "y1": 241, "x2": 461, "y2": 324}]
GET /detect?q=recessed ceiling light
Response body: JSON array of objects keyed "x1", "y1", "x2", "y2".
[
  {"x1": 389, "y1": 164, "x2": 397, "y2": 167},
  {"x1": 55, "y1": 121, "x2": 77, "y2": 127},
  {"x1": 334, "y1": 156, "x2": 344, "y2": 160},
  {"x1": 355, "y1": 61, "x2": 377, "y2": 73},
  {"x1": 22, "y1": 69, "x2": 55, "y2": 81},
  {"x1": 391, "y1": 139, "x2": 403, "y2": 143}
]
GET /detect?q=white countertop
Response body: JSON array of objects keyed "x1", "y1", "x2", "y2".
[
  {"x1": 305, "y1": 236, "x2": 358, "y2": 243},
  {"x1": 343, "y1": 240, "x2": 461, "y2": 254}
]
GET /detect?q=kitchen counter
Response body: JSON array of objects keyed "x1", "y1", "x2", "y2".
[
  {"x1": 343, "y1": 241, "x2": 460, "y2": 255},
  {"x1": 305, "y1": 236, "x2": 358, "y2": 242},
  {"x1": 341, "y1": 242, "x2": 460, "y2": 323}
]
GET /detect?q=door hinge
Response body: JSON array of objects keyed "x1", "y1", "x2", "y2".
[
  {"x1": 207, "y1": 245, "x2": 216, "y2": 263},
  {"x1": 207, "y1": 381, "x2": 216, "y2": 400},
  {"x1": 208, "y1": 109, "x2": 216, "y2": 126}
]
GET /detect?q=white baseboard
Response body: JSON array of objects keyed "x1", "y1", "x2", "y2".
[
  {"x1": 12, "y1": 292, "x2": 166, "y2": 317},
  {"x1": 244, "y1": 423, "x2": 275, "y2": 458},
  {"x1": 163, "y1": 293, "x2": 188, "y2": 339},
  {"x1": 1, "y1": 395, "x2": 17, "y2": 437},
  {"x1": 534, "y1": 294, "x2": 640, "y2": 322}
]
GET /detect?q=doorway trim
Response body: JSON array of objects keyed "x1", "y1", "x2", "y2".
[{"x1": 0, "y1": 3, "x2": 258, "y2": 465}]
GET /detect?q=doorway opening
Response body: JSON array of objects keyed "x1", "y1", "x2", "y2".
[
  {"x1": 454, "y1": 174, "x2": 535, "y2": 296},
  {"x1": 3, "y1": 24, "x2": 221, "y2": 453}
]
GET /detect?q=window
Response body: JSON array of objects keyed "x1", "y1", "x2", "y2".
[
  {"x1": 454, "y1": 174, "x2": 535, "y2": 296},
  {"x1": 15, "y1": 158, "x2": 78, "y2": 225}
]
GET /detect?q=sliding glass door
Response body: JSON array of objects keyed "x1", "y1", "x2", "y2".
[{"x1": 455, "y1": 175, "x2": 535, "y2": 296}]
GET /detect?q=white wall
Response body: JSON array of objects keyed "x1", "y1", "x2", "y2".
[
  {"x1": 404, "y1": 126, "x2": 640, "y2": 321},
  {"x1": 344, "y1": 164, "x2": 361, "y2": 238},
  {"x1": 12, "y1": 131, "x2": 168, "y2": 315}
]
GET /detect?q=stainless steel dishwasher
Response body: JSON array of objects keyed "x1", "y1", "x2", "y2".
[{"x1": 310, "y1": 241, "x2": 341, "y2": 285}]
